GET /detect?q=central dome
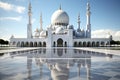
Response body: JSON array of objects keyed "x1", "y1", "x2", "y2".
[{"x1": 51, "y1": 9, "x2": 69, "y2": 26}]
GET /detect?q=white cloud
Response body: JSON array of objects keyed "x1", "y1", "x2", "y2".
[
  {"x1": 92, "y1": 29, "x2": 120, "y2": 41},
  {"x1": 32, "y1": 18, "x2": 36, "y2": 24},
  {"x1": 115, "y1": 31, "x2": 120, "y2": 37},
  {"x1": 0, "y1": 16, "x2": 22, "y2": 21},
  {"x1": 0, "y1": 1, "x2": 25, "y2": 13},
  {"x1": 15, "y1": 6, "x2": 25, "y2": 13}
]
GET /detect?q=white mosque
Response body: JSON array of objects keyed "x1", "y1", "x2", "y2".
[{"x1": 10, "y1": 2, "x2": 112, "y2": 47}]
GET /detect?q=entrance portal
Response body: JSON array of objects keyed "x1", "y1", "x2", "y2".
[{"x1": 57, "y1": 38, "x2": 63, "y2": 47}]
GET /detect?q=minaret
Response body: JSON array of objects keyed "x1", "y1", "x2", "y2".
[
  {"x1": 86, "y1": 1, "x2": 91, "y2": 38},
  {"x1": 27, "y1": 2, "x2": 32, "y2": 38},
  {"x1": 59, "y1": 4, "x2": 61, "y2": 10},
  {"x1": 77, "y1": 13, "x2": 81, "y2": 32},
  {"x1": 40, "y1": 13, "x2": 43, "y2": 32}
]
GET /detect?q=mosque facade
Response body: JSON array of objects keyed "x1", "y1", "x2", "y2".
[{"x1": 10, "y1": 2, "x2": 111, "y2": 47}]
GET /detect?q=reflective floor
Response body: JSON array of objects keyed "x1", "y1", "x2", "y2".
[{"x1": 0, "y1": 48, "x2": 120, "y2": 80}]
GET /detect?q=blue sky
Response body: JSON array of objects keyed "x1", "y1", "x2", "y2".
[{"x1": 0, "y1": 0, "x2": 120, "y2": 40}]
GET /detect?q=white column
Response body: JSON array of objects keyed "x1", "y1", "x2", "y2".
[
  {"x1": 86, "y1": 2, "x2": 91, "y2": 38},
  {"x1": 27, "y1": 2, "x2": 32, "y2": 38}
]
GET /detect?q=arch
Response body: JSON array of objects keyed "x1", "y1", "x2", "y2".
[
  {"x1": 34, "y1": 42, "x2": 37, "y2": 47},
  {"x1": 21, "y1": 41, "x2": 24, "y2": 47},
  {"x1": 17, "y1": 42, "x2": 20, "y2": 47},
  {"x1": 30, "y1": 42, "x2": 33, "y2": 47},
  {"x1": 25, "y1": 42, "x2": 29, "y2": 47},
  {"x1": 96, "y1": 42, "x2": 99, "y2": 47},
  {"x1": 92, "y1": 42, "x2": 95, "y2": 47},
  {"x1": 64, "y1": 41, "x2": 67, "y2": 47},
  {"x1": 83, "y1": 42, "x2": 86, "y2": 47},
  {"x1": 57, "y1": 38, "x2": 63, "y2": 47},
  {"x1": 13, "y1": 41, "x2": 16, "y2": 45},
  {"x1": 38, "y1": 42, "x2": 42, "y2": 47},
  {"x1": 53, "y1": 41, "x2": 56, "y2": 47},
  {"x1": 74, "y1": 42, "x2": 77, "y2": 47},
  {"x1": 78, "y1": 42, "x2": 82, "y2": 47},
  {"x1": 101, "y1": 41, "x2": 105, "y2": 46},
  {"x1": 106, "y1": 41, "x2": 109, "y2": 46},
  {"x1": 87, "y1": 42, "x2": 91, "y2": 47},
  {"x1": 43, "y1": 42, "x2": 46, "y2": 47}
]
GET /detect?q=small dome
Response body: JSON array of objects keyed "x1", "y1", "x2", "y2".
[
  {"x1": 51, "y1": 9, "x2": 69, "y2": 26},
  {"x1": 47, "y1": 24, "x2": 52, "y2": 29},
  {"x1": 34, "y1": 32, "x2": 39, "y2": 37},
  {"x1": 55, "y1": 27, "x2": 64, "y2": 34},
  {"x1": 10, "y1": 35, "x2": 14, "y2": 39},
  {"x1": 40, "y1": 30, "x2": 47, "y2": 37},
  {"x1": 67, "y1": 25, "x2": 73, "y2": 29}
]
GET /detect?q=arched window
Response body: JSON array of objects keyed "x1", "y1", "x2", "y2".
[
  {"x1": 13, "y1": 41, "x2": 16, "y2": 45},
  {"x1": 25, "y1": 42, "x2": 29, "y2": 47},
  {"x1": 92, "y1": 42, "x2": 95, "y2": 47},
  {"x1": 96, "y1": 42, "x2": 99, "y2": 47},
  {"x1": 53, "y1": 41, "x2": 56, "y2": 47},
  {"x1": 34, "y1": 42, "x2": 37, "y2": 47},
  {"x1": 74, "y1": 42, "x2": 77, "y2": 47},
  {"x1": 57, "y1": 38, "x2": 63, "y2": 47},
  {"x1": 43, "y1": 42, "x2": 46, "y2": 47},
  {"x1": 78, "y1": 42, "x2": 82, "y2": 47},
  {"x1": 101, "y1": 42, "x2": 105, "y2": 46},
  {"x1": 38, "y1": 42, "x2": 42, "y2": 47},
  {"x1": 64, "y1": 41, "x2": 67, "y2": 47},
  {"x1": 30, "y1": 42, "x2": 33, "y2": 47},
  {"x1": 83, "y1": 42, "x2": 86, "y2": 47},
  {"x1": 21, "y1": 42, "x2": 24, "y2": 47},
  {"x1": 87, "y1": 42, "x2": 91, "y2": 47},
  {"x1": 17, "y1": 42, "x2": 20, "y2": 47}
]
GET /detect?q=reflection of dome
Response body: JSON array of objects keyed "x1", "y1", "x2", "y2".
[
  {"x1": 51, "y1": 63, "x2": 69, "y2": 80},
  {"x1": 55, "y1": 27, "x2": 64, "y2": 34},
  {"x1": 51, "y1": 9, "x2": 69, "y2": 26},
  {"x1": 40, "y1": 30, "x2": 47, "y2": 37},
  {"x1": 55, "y1": 63, "x2": 67, "y2": 71},
  {"x1": 10, "y1": 35, "x2": 14, "y2": 39}
]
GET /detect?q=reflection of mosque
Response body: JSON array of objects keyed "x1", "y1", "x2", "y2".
[{"x1": 10, "y1": 48, "x2": 112, "y2": 80}]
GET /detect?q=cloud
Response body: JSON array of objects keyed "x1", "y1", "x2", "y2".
[
  {"x1": 0, "y1": 16, "x2": 22, "y2": 21},
  {"x1": 92, "y1": 29, "x2": 120, "y2": 41},
  {"x1": 0, "y1": 1, "x2": 25, "y2": 13},
  {"x1": 115, "y1": 31, "x2": 120, "y2": 37},
  {"x1": 32, "y1": 18, "x2": 36, "y2": 24}
]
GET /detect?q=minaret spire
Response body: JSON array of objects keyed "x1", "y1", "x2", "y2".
[
  {"x1": 27, "y1": 1, "x2": 32, "y2": 38},
  {"x1": 28, "y1": 1, "x2": 32, "y2": 25},
  {"x1": 86, "y1": 0, "x2": 91, "y2": 38},
  {"x1": 59, "y1": 4, "x2": 61, "y2": 10},
  {"x1": 40, "y1": 13, "x2": 43, "y2": 32},
  {"x1": 77, "y1": 13, "x2": 81, "y2": 31}
]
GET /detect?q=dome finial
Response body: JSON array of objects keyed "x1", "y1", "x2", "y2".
[{"x1": 59, "y1": 4, "x2": 61, "y2": 10}]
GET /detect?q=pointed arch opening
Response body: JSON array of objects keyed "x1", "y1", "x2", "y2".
[
  {"x1": 64, "y1": 41, "x2": 67, "y2": 47},
  {"x1": 57, "y1": 38, "x2": 63, "y2": 47},
  {"x1": 30, "y1": 42, "x2": 33, "y2": 47},
  {"x1": 43, "y1": 42, "x2": 46, "y2": 47}
]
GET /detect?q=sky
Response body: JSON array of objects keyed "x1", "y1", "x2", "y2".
[{"x1": 0, "y1": 0, "x2": 120, "y2": 41}]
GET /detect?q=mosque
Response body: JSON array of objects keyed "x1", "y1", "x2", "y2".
[{"x1": 10, "y1": 2, "x2": 112, "y2": 47}]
